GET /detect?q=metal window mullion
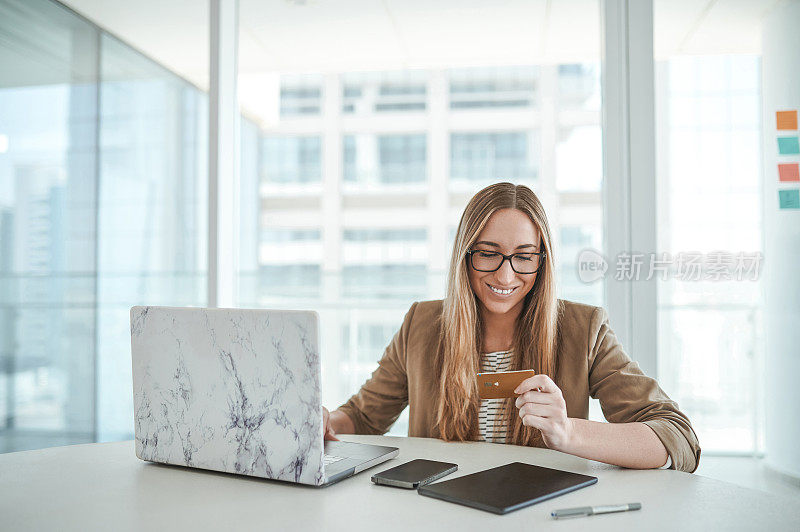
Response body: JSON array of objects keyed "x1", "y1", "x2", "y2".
[
  {"x1": 208, "y1": 0, "x2": 239, "y2": 308},
  {"x1": 601, "y1": 0, "x2": 657, "y2": 377}
]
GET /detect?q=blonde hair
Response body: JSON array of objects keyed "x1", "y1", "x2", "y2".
[{"x1": 435, "y1": 182, "x2": 561, "y2": 446}]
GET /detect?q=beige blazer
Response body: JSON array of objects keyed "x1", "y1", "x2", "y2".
[{"x1": 336, "y1": 299, "x2": 702, "y2": 473}]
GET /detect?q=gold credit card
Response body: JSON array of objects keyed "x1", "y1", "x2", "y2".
[{"x1": 476, "y1": 370, "x2": 536, "y2": 399}]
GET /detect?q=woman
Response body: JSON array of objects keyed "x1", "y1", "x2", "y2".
[{"x1": 323, "y1": 182, "x2": 701, "y2": 472}]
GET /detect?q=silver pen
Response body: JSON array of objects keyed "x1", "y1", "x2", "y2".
[{"x1": 551, "y1": 502, "x2": 642, "y2": 519}]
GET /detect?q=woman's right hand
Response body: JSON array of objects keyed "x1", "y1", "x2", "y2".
[{"x1": 322, "y1": 406, "x2": 340, "y2": 441}]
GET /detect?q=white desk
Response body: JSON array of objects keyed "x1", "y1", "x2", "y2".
[{"x1": 1, "y1": 434, "x2": 798, "y2": 531}]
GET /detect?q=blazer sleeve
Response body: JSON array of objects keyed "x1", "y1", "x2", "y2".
[
  {"x1": 587, "y1": 307, "x2": 702, "y2": 473},
  {"x1": 334, "y1": 302, "x2": 417, "y2": 435}
]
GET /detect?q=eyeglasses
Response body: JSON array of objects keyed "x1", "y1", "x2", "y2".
[{"x1": 466, "y1": 249, "x2": 546, "y2": 274}]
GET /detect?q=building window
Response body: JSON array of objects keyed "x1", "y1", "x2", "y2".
[
  {"x1": 558, "y1": 63, "x2": 600, "y2": 111},
  {"x1": 450, "y1": 132, "x2": 538, "y2": 183},
  {"x1": 342, "y1": 71, "x2": 427, "y2": 114},
  {"x1": 342, "y1": 265, "x2": 428, "y2": 299},
  {"x1": 261, "y1": 136, "x2": 321, "y2": 184},
  {"x1": 343, "y1": 228, "x2": 427, "y2": 242},
  {"x1": 261, "y1": 228, "x2": 321, "y2": 243},
  {"x1": 449, "y1": 67, "x2": 538, "y2": 109},
  {"x1": 280, "y1": 75, "x2": 322, "y2": 116},
  {"x1": 344, "y1": 134, "x2": 427, "y2": 184}
]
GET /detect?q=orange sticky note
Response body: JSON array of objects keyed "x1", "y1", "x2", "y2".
[
  {"x1": 779, "y1": 163, "x2": 800, "y2": 182},
  {"x1": 777, "y1": 110, "x2": 798, "y2": 130}
]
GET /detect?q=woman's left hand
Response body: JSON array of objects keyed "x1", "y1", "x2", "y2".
[{"x1": 514, "y1": 374, "x2": 575, "y2": 451}]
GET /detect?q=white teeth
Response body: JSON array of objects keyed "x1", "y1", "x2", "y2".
[{"x1": 488, "y1": 284, "x2": 515, "y2": 295}]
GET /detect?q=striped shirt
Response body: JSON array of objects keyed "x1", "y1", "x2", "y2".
[{"x1": 478, "y1": 350, "x2": 514, "y2": 444}]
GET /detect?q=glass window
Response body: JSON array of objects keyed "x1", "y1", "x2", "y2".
[
  {"x1": 244, "y1": 265, "x2": 321, "y2": 304},
  {"x1": 344, "y1": 134, "x2": 427, "y2": 184},
  {"x1": 342, "y1": 228, "x2": 428, "y2": 269},
  {"x1": 280, "y1": 75, "x2": 322, "y2": 116},
  {"x1": 343, "y1": 229, "x2": 426, "y2": 242},
  {"x1": 262, "y1": 229, "x2": 321, "y2": 242},
  {"x1": 655, "y1": 9, "x2": 763, "y2": 453},
  {"x1": 558, "y1": 63, "x2": 601, "y2": 111},
  {"x1": 341, "y1": 322, "x2": 398, "y2": 360},
  {"x1": 342, "y1": 265, "x2": 428, "y2": 300},
  {"x1": 0, "y1": 0, "x2": 208, "y2": 452},
  {"x1": 451, "y1": 132, "x2": 538, "y2": 183},
  {"x1": 236, "y1": 2, "x2": 603, "y2": 439},
  {"x1": 262, "y1": 136, "x2": 322, "y2": 184},
  {"x1": 449, "y1": 67, "x2": 538, "y2": 109},
  {"x1": 556, "y1": 126, "x2": 602, "y2": 191},
  {"x1": 379, "y1": 135, "x2": 427, "y2": 184},
  {"x1": 0, "y1": 0, "x2": 100, "y2": 452},
  {"x1": 96, "y1": 34, "x2": 208, "y2": 442},
  {"x1": 342, "y1": 71, "x2": 427, "y2": 114},
  {"x1": 558, "y1": 225, "x2": 602, "y2": 305}
]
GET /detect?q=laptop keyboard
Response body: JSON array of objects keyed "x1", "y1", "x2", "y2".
[{"x1": 323, "y1": 454, "x2": 346, "y2": 466}]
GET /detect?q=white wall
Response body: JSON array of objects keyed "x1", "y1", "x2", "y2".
[{"x1": 761, "y1": 0, "x2": 800, "y2": 480}]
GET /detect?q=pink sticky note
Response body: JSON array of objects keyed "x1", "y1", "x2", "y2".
[{"x1": 779, "y1": 163, "x2": 800, "y2": 182}]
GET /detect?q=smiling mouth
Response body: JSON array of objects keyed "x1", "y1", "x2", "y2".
[{"x1": 487, "y1": 283, "x2": 517, "y2": 296}]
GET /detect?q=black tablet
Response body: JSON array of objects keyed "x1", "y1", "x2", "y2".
[{"x1": 417, "y1": 462, "x2": 598, "y2": 515}]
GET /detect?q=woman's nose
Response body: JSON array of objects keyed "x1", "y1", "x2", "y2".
[{"x1": 495, "y1": 259, "x2": 516, "y2": 284}]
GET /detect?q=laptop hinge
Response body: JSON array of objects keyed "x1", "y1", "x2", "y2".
[{"x1": 353, "y1": 448, "x2": 399, "y2": 474}]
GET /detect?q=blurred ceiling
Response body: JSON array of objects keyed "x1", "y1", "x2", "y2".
[{"x1": 58, "y1": 0, "x2": 779, "y2": 91}]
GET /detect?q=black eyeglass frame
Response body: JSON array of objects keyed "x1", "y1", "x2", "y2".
[{"x1": 466, "y1": 249, "x2": 547, "y2": 274}]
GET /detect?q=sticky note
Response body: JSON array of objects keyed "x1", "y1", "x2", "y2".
[
  {"x1": 777, "y1": 110, "x2": 798, "y2": 130},
  {"x1": 779, "y1": 189, "x2": 800, "y2": 209},
  {"x1": 779, "y1": 163, "x2": 800, "y2": 182},
  {"x1": 778, "y1": 136, "x2": 800, "y2": 155}
]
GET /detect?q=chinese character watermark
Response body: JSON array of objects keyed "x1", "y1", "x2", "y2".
[{"x1": 576, "y1": 249, "x2": 763, "y2": 283}]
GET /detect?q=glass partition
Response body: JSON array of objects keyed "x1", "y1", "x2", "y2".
[
  {"x1": 0, "y1": 0, "x2": 208, "y2": 452},
  {"x1": 0, "y1": 0, "x2": 100, "y2": 452}
]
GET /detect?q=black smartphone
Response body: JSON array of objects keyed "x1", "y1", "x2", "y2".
[{"x1": 371, "y1": 459, "x2": 458, "y2": 489}]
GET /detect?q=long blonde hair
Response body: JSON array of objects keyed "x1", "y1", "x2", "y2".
[{"x1": 435, "y1": 182, "x2": 561, "y2": 446}]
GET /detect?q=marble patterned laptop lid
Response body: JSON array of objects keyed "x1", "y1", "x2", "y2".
[{"x1": 130, "y1": 306, "x2": 325, "y2": 486}]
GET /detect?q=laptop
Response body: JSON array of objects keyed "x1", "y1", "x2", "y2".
[{"x1": 130, "y1": 306, "x2": 399, "y2": 487}]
